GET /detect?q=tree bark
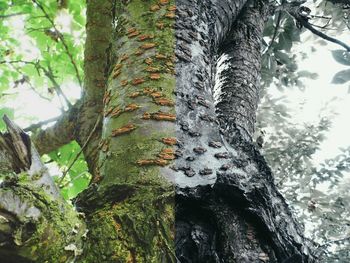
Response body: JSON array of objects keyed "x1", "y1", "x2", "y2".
[
  {"x1": 0, "y1": 0, "x2": 317, "y2": 262},
  {"x1": 174, "y1": 0, "x2": 315, "y2": 262}
]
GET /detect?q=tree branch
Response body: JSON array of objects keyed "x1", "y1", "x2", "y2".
[
  {"x1": 0, "y1": 118, "x2": 86, "y2": 261},
  {"x1": 216, "y1": 1, "x2": 269, "y2": 142},
  {"x1": 265, "y1": 10, "x2": 283, "y2": 53},
  {"x1": 31, "y1": 102, "x2": 80, "y2": 155},
  {"x1": 299, "y1": 18, "x2": 350, "y2": 51},
  {"x1": 286, "y1": 4, "x2": 350, "y2": 51}
]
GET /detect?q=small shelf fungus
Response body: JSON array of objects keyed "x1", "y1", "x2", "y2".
[
  {"x1": 149, "y1": 73, "x2": 161, "y2": 80},
  {"x1": 136, "y1": 159, "x2": 168, "y2": 167},
  {"x1": 124, "y1": 103, "x2": 141, "y2": 112},
  {"x1": 140, "y1": 43, "x2": 157, "y2": 50},
  {"x1": 145, "y1": 66, "x2": 161, "y2": 73},
  {"x1": 161, "y1": 137, "x2": 177, "y2": 146},
  {"x1": 164, "y1": 12, "x2": 175, "y2": 19},
  {"x1": 129, "y1": 92, "x2": 141, "y2": 98},
  {"x1": 138, "y1": 34, "x2": 154, "y2": 41},
  {"x1": 127, "y1": 28, "x2": 139, "y2": 38},
  {"x1": 112, "y1": 69, "x2": 121, "y2": 79},
  {"x1": 128, "y1": 30, "x2": 140, "y2": 38},
  {"x1": 158, "y1": 148, "x2": 175, "y2": 160},
  {"x1": 142, "y1": 111, "x2": 176, "y2": 122},
  {"x1": 155, "y1": 53, "x2": 167, "y2": 60},
  {"x1": 150, "y1": 5, "x2": 160, "y2": 12},
  {"x1": 132, "y1": 78, "x2": 145, "y2": 85},
  {"x1": 111, "y1": 124, "x2": 137, "y2": 137},
  {"x1": 103, "y1": 90, "x2": 111, "y2": 105},
  {"x1": 156, "y1": 22, "x2": 165, "y2": 30},
  {"x1": 154, "y1": 98, "x2": 174, "y2": 106},
  {"x1": 120, "y1": 54, "x2": 129, "y2": 62},
  {"x1": 159, "y1": 0, "x2": 170, "y2": 5},
  {"x1": 121, "y1": 80, "x2": 128, "y2": 86},
  {"x1": 145, "y1": 57, "x2": 153, "y2": 65}
]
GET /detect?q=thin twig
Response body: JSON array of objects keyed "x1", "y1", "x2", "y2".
[
  {"x1": 58, "y1": 115, "x2": 101, "y2": 186},
  {"x1": 308, "y1": 22, "x2": 333, "y2": 30},
  {"x1": 59, "y1": 171, "x2": 90, "y2": 188},
  {"x1": 7, "y1": 63, "x2": 52, "y2": 102},
  {"x1": 309, "y1": 14, "x2": 332, "y2": 20},
  {"x1": 44, "y1": 64, "x2": 72, "y2": 108}
]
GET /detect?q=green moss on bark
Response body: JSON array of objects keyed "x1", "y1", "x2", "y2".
[
  {"x1": 0, "y1": 176, "x2": 86, "y2": 263},
  {"x1": 82, "y1": 186, "x2": 175, "y2": 263}
]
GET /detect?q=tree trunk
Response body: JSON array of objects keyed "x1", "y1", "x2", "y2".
[{"x1": 0, "y1": 0, "x2": 317, "y2": 262}]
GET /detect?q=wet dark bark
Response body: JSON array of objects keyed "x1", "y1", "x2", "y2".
[{"x1": 174, "y1": 0, "x2": 316, "y2": 262}]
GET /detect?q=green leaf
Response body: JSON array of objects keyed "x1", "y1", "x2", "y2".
[
  {"x1": 332, "y1": 50, "x2": 350, "y2": 66},
  {"x1": 332, "y1": 69, "x2": 350, "y2": 84}
]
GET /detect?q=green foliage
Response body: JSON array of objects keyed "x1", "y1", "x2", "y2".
[
  {"x1": 332, "y1": 69, "x2": 350, "y2": 84},
  {"x1": 45, "y1": 141, "x2": 91, "y2": 200},
  {"x1": 332, "y1": 50, "x2": 350, "y2": 66},
  {"x1": 0, "y1": 0, "x2": 85, "y2": 110},
  {"x1": 0, "y1": 0, "x2": 87, "y2": 199},
  {"x1": 261, "y1": 11, "x2": 306, "y2": 90},
  {"x1": 258, "y1": 98, "x2": 350, "y2": 261}
]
